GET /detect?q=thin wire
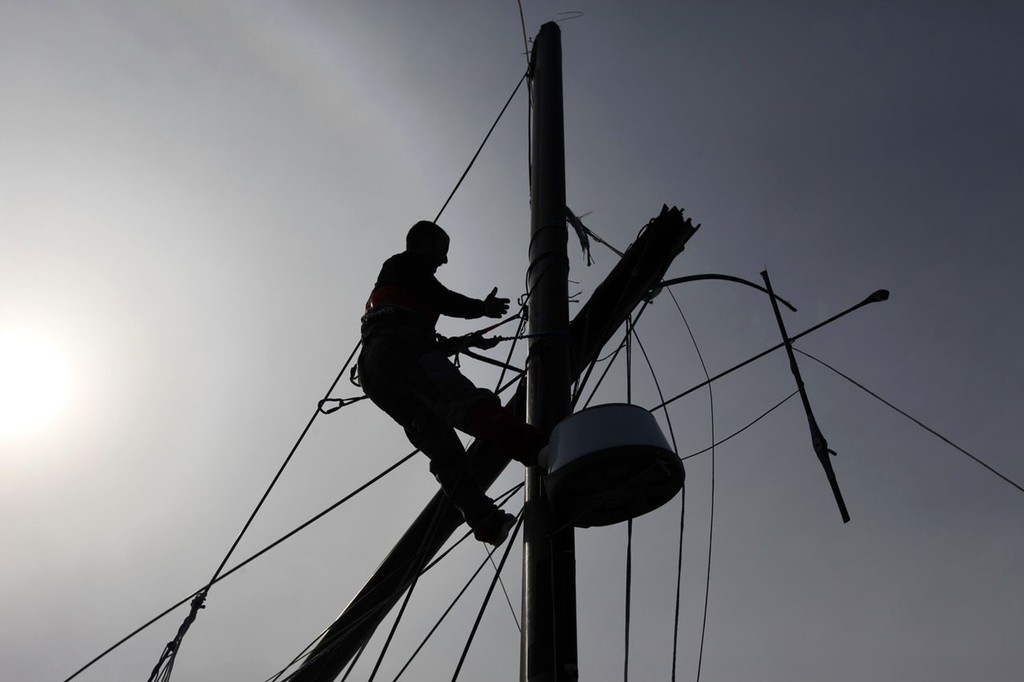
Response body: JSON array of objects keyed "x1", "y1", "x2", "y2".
[
  {"x1": 468, "y1": 298, "x2": 526, "y2": 631},
  {"x1": 493, "y1": 305, "x2": 529, "y2": 393},
  {"x1": 424, "y1": 483, "x2": 524, "y2": 572},
  {"x1": 434, "y1": 71, "x2": 528, "y2": 222},
  {"x1": 451, "y1": 514, "x2": 525, "y2": 681},
  {"x1": 487, "y1": 547, "x2": 522, "y2": 632},
  {"x1": 628, "y1": 328, "x2": 685, "y2": 681},
  {"x1": 794, "y1": 348, "x2": 1024, "y2": 495},
  {"x1": 623, "y1": 316, "x2": 633, "y2": 682},
  {"x1": 392, "y1": 507, "x2": 522, "y2": 681},
  {"x1": 623, "y1": 519, "x2": 633, "y2": 682},
  {"x1": 515, "y1": 0, "x2": 530, "y2": 70},
  {"x1": 212, "y1": 338, "x2": 361, "y2": 582},
  {"x1": 680, "y1": 391, "x2": 800, "y2": 462},
  {"x1": 577, "y1": 303, "x2": 652, "y2": 410},
  {"x1": 266, "y1": 622, "x2": 334, "y2": 682},
  {"x1": 366, "y1": 499, "x2": 451, "y2": 681},
  {"x1": 668, "y1": 290, "x2": 715, "y2": 682}
]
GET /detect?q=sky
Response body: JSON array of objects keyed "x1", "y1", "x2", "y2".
[{"x1": 1, "y1": 1, "x2": 1022, "y2": 680}]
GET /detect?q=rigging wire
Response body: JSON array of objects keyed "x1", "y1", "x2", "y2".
[
  {"x1": 392, "y1": 505, "x2": 523, "y2": 681},
  {"x1": 268, "y1": 484, "x2": 525, "y2": 682},
  {"x1": 680, "y1": 390, "x2": 800, "y2": 462},
  {"x1": 794, "y1": 349, "x2": 1024, "y2": 496},
  {"x1": 576, "y1": 302, "x2": 653, "y2": 409},
  {"x1": 623, "y1": 316, "x2": 634, "y2": 682},
  {"x1": 624, "y1": 518, "x2": 634, "y2": 682},
  {"x1": 143, "y1": 339, "x2": 364, "y2": 682},
  {"x1": 73, "y1": 316, "x2": 530, "y2": 681},
  {"x1": 667, "y1": 289, "x2": 717, "y2": 682},
  {"x1": 451, "y1": 514, "x2": 526, "y2": 681},
  {"x1": 486, "y1": 545, "x2": 523, "y2": 633},
  {"x1": 211, "y1": 336, "x2": 359, "y2": 580},
  {"x1": 515, "y1": 0, "x2": 530, "y2": 70},
  {"x1": 267, "y1": 621, "x2": 335, "y2": 682},
  {"x1": 366, "y1": 499, "x2": 453, "y2": 682},
  {"x1": 82, "y1": 53, "x2": 532, "y2": 682},
  {"x1": 67, "y1": 341, "x2": 364, "y2": 682},
  {"x1": 627, "y1": 327, "x2": 686, "y2": 681},
  {"x1": 339, "y1": 642, "x2": 368, "y2": 682},
  {"x1": 434, "y1": 70, "x2": 529, "y2": 223},
  {"x1": 650, "y1": 289, "x2": 889, "y2": 413},
  {"x1": 68, "y1": 446, "x2": 419, "y2": 682}
]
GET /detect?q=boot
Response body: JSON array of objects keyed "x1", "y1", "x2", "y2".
[{"x1": 472, "y1": 510, "x2": 517, "y2": 546}]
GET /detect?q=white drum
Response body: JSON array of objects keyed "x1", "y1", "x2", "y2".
[{"x1": 543, "y1": 403, "x2": 684, "y2": 527}]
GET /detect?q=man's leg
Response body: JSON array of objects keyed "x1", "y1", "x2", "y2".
[
  {"x1": 404, "y1": 411, "x2": 513, "y2": 543},
  {"x1": 410, "y1": 351, "x2": 544, "y2": 465}
]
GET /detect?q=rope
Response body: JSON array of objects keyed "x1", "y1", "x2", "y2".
[
  {"x1": 434, "y1": 71, "x2": 528, "y2": 222},
  {"x1": 794, "y1": 348, "x2": 1024, "y2": 496},
  {"x1": 451, "y1": 513, "x2": 525, "y2": 681}
]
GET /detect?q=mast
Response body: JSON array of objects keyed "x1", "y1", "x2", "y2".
[
  {"x1": 286, "y1": 23, "x2": 698, "y2": 680},
  {"x1": 522, "y1": 22, "x2": 577, "y2": 682}
]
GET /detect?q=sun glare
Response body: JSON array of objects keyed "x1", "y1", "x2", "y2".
[{"x1": 0, "y1": 331, "x2": 72, "y2": 440}]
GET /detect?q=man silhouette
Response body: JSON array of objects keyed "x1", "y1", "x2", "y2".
[{"x1": 358, "y1": 220, "x2": 542, "y2": 545}]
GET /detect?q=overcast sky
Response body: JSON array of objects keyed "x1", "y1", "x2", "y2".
[{"x1": 2, "y1": 2, "x2": 1022, "y2": 681}]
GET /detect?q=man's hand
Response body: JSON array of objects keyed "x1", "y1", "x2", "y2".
[
  {"x1": 466, "y1": 332, "x2": 500, "y2": 350},
  {"x1": 483, "y1": 287, "x2": 510, "y2": 318}
]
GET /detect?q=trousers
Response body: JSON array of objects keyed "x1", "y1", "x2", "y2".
[{"x1": 358, "y1": 331, "x2": 500, "y2": 525}]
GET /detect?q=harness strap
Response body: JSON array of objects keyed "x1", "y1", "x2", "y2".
[{"x1": 364, "y1": 286, "x2": 429, "y2": 315}]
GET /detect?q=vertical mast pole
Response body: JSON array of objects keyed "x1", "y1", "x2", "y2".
[{"x1": 522, "y1": 21, "x2": 578, "y2": 682}]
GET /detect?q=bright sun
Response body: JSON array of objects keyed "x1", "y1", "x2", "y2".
[{"x1": 0, "y1": 330, "x2": 72, "y2": 439}]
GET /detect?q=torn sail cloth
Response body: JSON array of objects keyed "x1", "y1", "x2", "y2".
[{"x1": 361, "y1": 250, "x2": 487, "y2": 344}]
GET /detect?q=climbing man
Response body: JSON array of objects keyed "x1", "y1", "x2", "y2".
[{"x1": 358, "y1": 220, "x2": 544, "y2": 545}]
